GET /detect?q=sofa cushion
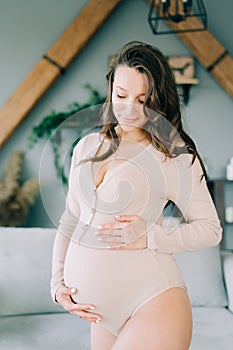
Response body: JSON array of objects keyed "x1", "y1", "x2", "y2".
[
  {"x1": 222, "y1": 251, "x2": 233, "y2": 313},
  {"x1": 174, "y1": 247, "x2": 228, "y2": 307},
  {"x1": 0, "y1": 313, "x2": 90, "y2": 350},
  {"x1": 1, "y1": 308, "x2": 232, "y2": 350},
  {"x1": 162, "y1": 216, "x2": 228, "y2": 307},
  {"x1": 0, "y1": 227, "x2": 63, "y2": 315},
  {"x1": 190, "y1": 307, "x2": 233, "y2": 350}
]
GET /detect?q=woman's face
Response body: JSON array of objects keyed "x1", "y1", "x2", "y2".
[{"x1": 112, "y1": 65, "x2": 148, "y2": 134}]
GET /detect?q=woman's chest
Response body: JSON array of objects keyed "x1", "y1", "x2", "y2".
[
  {"x1": 76, "y1": 149, "x2": 167, "y2": 219},
  {"x1": 92, "y1": 157, "x2": 129, "y2": 190}
]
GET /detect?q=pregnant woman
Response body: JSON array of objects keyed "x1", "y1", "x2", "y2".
[{"x1": 50, "y1": 41, "x2": 222, "y2": 350}]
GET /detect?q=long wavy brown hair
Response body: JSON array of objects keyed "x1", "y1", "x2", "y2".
[{"x1": 87, "y1": 41, "x2": 206, "y2": 179}]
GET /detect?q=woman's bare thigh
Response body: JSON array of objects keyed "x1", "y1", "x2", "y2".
[
  {"x1": 90, "y1": 323, "x2": 117, "y2": 350},
  {"x1": 111, "y1": 287, "x2": 193, "y2": 350}
]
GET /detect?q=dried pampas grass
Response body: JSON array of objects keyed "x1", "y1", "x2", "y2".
[{"x1": 0, "y1": 151, "x2": 40, "y2": 226}]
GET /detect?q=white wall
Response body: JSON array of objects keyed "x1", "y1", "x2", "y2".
[{"x1": 0, "y1": 1, "x2": 232, "y2": 241}]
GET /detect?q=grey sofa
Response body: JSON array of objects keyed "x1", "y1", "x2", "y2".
[{"x1": 0, "y1": 227, "x2": 233, "y2": 350}]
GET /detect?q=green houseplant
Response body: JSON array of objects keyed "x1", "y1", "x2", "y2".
[{"x1": 29, "y1": 84, "x2": 106, "y2": 185}]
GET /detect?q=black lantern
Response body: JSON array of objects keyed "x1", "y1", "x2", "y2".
[{"x1": 148, "y1": 0, "x2": 207, "y2": 35}]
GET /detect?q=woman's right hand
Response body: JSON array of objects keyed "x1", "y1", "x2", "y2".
[{"x1": 55, "y1": 285, "x2": 102, "y2": 324}]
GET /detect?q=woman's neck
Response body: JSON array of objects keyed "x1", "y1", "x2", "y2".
[{"x1": 116, "y1": 126, "x2": 146, "y2": 143}]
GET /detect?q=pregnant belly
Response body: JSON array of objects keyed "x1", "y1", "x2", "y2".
[
  {"x1": 64, "y1": 242, "x2": 184, "y2": 314},
  {"x1": 64, "y1": 242, "x2": 127, "y2": 306}
]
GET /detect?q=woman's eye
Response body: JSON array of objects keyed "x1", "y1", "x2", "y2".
[
  {"x1": 117, "y1": 95, "x2": 125, "y2": 99},
  {"x1": 139, "y1": 100, "x2": 145, "y2": 105}
]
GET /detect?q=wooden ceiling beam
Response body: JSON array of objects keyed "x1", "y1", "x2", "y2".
[
  {"x1": 0, "y1": 0, "x2": 123, "y2": 149},
  {"x1": 147, "y1": 0, "x2": 233, "y2": 99}
]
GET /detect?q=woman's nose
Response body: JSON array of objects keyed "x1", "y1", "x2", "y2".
[{"x1": 124, "y1": 102, "x2": 135, "y2": 117}]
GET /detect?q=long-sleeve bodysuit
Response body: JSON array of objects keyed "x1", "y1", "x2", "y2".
[{"x1": 51, "y1": 132, "x2": 222, "y2": 336}]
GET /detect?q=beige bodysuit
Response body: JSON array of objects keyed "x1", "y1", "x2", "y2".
[{"x1": 51, "y1": 132, "x2": 222, "y2": 336}]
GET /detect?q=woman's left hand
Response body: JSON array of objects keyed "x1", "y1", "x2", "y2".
[{"x1": 95, "y1": 215, "x2": 147, "y2": 250}]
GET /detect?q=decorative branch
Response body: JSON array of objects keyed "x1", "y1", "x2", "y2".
[{"x1": 28, "y1": 84, "x2": 106, "y2": 184}]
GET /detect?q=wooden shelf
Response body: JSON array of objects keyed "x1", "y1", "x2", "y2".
[{"x1": 176, "y1": 78, "x2": 199, "y2": 85}]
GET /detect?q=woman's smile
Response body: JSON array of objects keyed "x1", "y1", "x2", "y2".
[{"x1": 121, "y1": 116, "x2": 138, "y2": 123}]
